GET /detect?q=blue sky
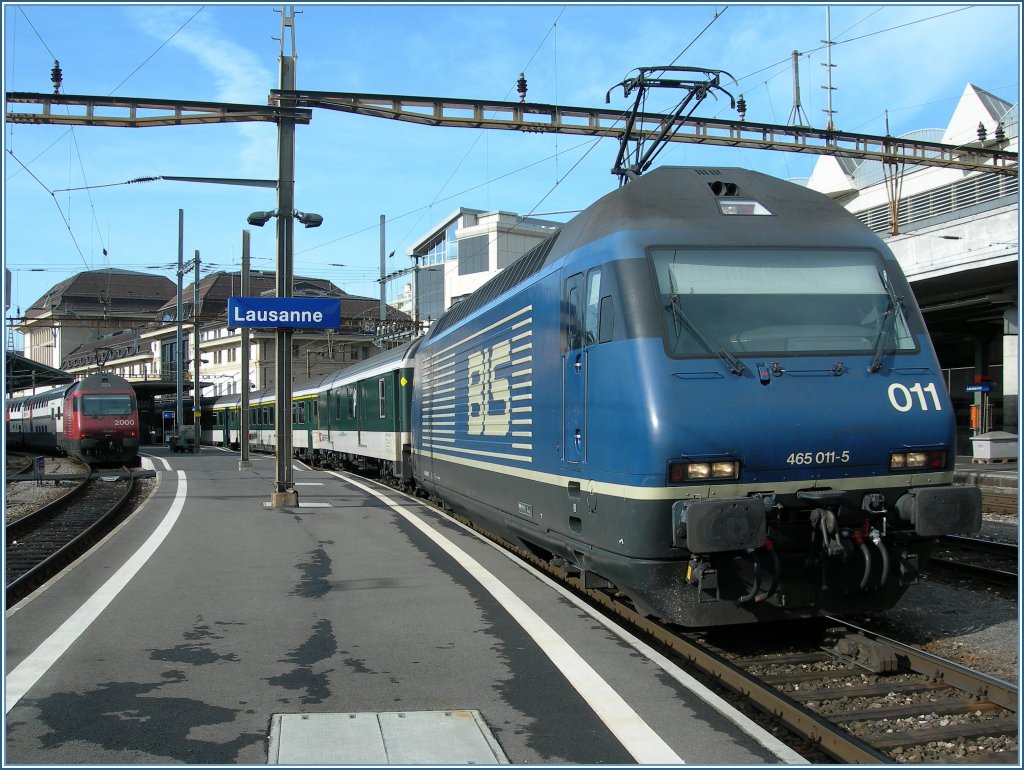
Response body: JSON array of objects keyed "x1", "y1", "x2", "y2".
[{"x1": 2, "y1": 2, "x2": 1020, "y2": 329}]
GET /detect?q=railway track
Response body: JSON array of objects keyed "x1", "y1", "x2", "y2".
[
  {"x1": 560, "y1": 577, "x2": 1018, "y2": 763},
  {"x1": 5, "y1": 451, "x2": 35, "y2": 476},
  {"x1": 5, "y1": 467, "x2": 139, "y2": 607},
  {"x1": 928, "y1": 535, "x2": 1018, "y2": 587},
  {"x1": 360, "y1": 477, "x2": 1018, "y2": 764}
]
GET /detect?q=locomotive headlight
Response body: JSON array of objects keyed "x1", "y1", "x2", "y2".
[
  {"x1": 711, "y1": 461, "x2": 738, "y2": 478},
  {"x1": 668, "y1": 459, "x2": 740, "y2": 483},
  {"x1": 687, "y1": 463, "x2": 711, "y2": 479},
  {"x1": 890, "y1": 450, "x2": 947, "y2": 471}
]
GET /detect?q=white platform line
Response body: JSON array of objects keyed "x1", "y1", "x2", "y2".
[
  {"x1": 140, "y1": 453, "x2": 170, "y2": 472},
  {"x1": 5, "y1": 471, "x2": 189, "y2": 714},
  {"x1": 333, "y1": 472, "x2": 684, "y2": 765}
]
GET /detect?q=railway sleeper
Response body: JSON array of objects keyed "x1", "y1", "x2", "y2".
[
  {"x1": 834, "y1": 699, "x2": 1006, "y2": 724},
  {"x1": 867, "y1": 716, "x2": 1019, "y2": 750}
]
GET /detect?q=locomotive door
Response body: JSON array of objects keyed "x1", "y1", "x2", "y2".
[{"x1": 562, "y1": 273, "x2": 586, "y2": 467}]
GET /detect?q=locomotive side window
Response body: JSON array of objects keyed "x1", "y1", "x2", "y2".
[
  {"x1": 584, "y1": 269, "x2": 602, "y2": 345},
  {"x1": 598, "y1": 296, "x2": 615, "y2": 344},
  {"x1": 649, "y1": 247, "x2": 919, "y2": 358},
  {"x1": 565, "y1": 275, "x2": 583, "y2": 351}
]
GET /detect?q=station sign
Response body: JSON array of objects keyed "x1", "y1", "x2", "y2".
[
  {"x1": 163, "y1": 410, "x2": 176, "y2": 420},
  {"x1": 965, "y1": 383, "x2": 992, "y2": 393},
  {"x1": 228, "y1": 297, "x2": 341, "y2": 329}
]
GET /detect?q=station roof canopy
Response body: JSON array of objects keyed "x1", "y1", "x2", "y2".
[{"x1": 5, "y1": 351, "x2": 74, "y2": 395}]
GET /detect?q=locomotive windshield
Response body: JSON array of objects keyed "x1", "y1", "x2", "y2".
[
  {"x1": 80, "y1": 394, "x2": 135, "y2": 417},
  {"x1": 650, "y1": 248, "x2": 917, "y2": 358}
]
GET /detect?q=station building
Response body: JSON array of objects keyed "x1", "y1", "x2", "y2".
[{"x1": 388, "y1": 208, "x2": 564, "y2": 325}]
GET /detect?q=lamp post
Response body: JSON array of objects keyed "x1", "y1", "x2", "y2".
[
  {"x1": 175, "y1": 209, "x2": 184, "y2": 440},
  {"x1": 246, "y1": 206, "x2": 323, "y2": 505},
  {"x1": 240, "y1": 229, "x2": 252, "y2": 470}
]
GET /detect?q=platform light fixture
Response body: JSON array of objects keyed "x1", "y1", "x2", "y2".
[
  {"x1": 246, "y1": 208, "x2": 323, "y2": 229},
  {"x1": 247, "y1": 209, "x2": 276, "y2": 227}
]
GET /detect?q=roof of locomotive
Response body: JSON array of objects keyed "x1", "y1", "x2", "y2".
[
  {"x1": 424, "y1": 166, "x2": 885, "y2": 344},
  {"x1": 549, "y1": 166, "x2": 883, "y2": 253}
]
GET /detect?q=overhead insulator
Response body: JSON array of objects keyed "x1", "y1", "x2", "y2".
[
  {"x1": 977, "y1": 121, "x2": 987, "y2": 142},
  {"x1": 516, "y1": 72, "x2": 527, "y2": 103},
  {"x1": 995, "y1": 122, "x2": 1006, "y2": 142},
  {"x1": 50, "y1": 60, "x2": 62, "y2": 94},
  {"x1": 736, "y1": 94, "x2": 747, "y2": 121}
]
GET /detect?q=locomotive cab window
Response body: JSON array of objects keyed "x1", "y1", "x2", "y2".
[
  {"x1": 649, "y1": 247, "x2": 919, "y2": 358},
  {"x1": 81, "y1": 395, "x2": 134, "y2": 416}
]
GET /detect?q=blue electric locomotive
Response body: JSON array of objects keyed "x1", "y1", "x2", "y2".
[{"x1": 410, "y1": 166, "x2": 981, "y2": 626}]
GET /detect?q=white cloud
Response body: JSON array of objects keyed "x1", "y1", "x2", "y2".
[{"x1": 128, "y1": 6, "x2": 277, "y2": 175}]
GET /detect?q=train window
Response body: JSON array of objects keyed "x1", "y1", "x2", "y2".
[
  {"x1": 347, "y1": 386, "x2": 357, "y2": 419},
  {"x1": 599, "y1": 296, "x2": 615, "y2": 343},
  {"x1": 649, "y1": 247, "x2": 919, "y2": 357},
  {"x1": 567, "y1": 285, "x2": 582, "y2": 350},
  {"x1": 311, "y1": 400, "x2": 318, "y2": 423},
  {"x1": 585, "y1": 269, "x2": 602, "y2": 345},
  {"x1": 379, "y1": 378, "x2": 386, "y2": 418}
]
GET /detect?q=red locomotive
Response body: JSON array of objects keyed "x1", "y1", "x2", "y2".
[{"x1": 6, "y1": 371, "x2": 140, "y2": 466}]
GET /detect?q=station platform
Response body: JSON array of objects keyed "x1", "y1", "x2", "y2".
[
  {"x1": 954, "y1": 456, "x2": 1019, "y2": 493},
  {"x1": 4, "y1": 446, "x2": 803, "y2": 765}
]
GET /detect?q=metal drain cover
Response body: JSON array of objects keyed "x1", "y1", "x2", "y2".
[{"x1": 268, "y1": 710, "x2": 508, "y2": 764}]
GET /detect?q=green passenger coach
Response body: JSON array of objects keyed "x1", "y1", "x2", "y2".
[{"x1": 202, "y1": 340, "x2": 418, "y2": 483}]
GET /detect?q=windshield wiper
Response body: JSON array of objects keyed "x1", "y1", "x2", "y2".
[
  {"x1": 666, "y1": 276, "x2": 745, "y2": 376},
  {"x1": 868, "y1": 269, "x2": 905, "y2": 374}
]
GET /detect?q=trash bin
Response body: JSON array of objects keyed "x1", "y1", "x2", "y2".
[{"x1": 970, "y1": 431, "x2": 1018, "y2": 462}]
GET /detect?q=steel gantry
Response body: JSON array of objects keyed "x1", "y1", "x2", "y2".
[
  {"x1": 272, "y1": 89, "x2": 1017, "y2": 177},
  {"x1": 4, "y1": 91, "x2": 312, "y2": 127},
  {"x1": 6, "y1": 89, "x2": 1016, "y2": 177}
]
